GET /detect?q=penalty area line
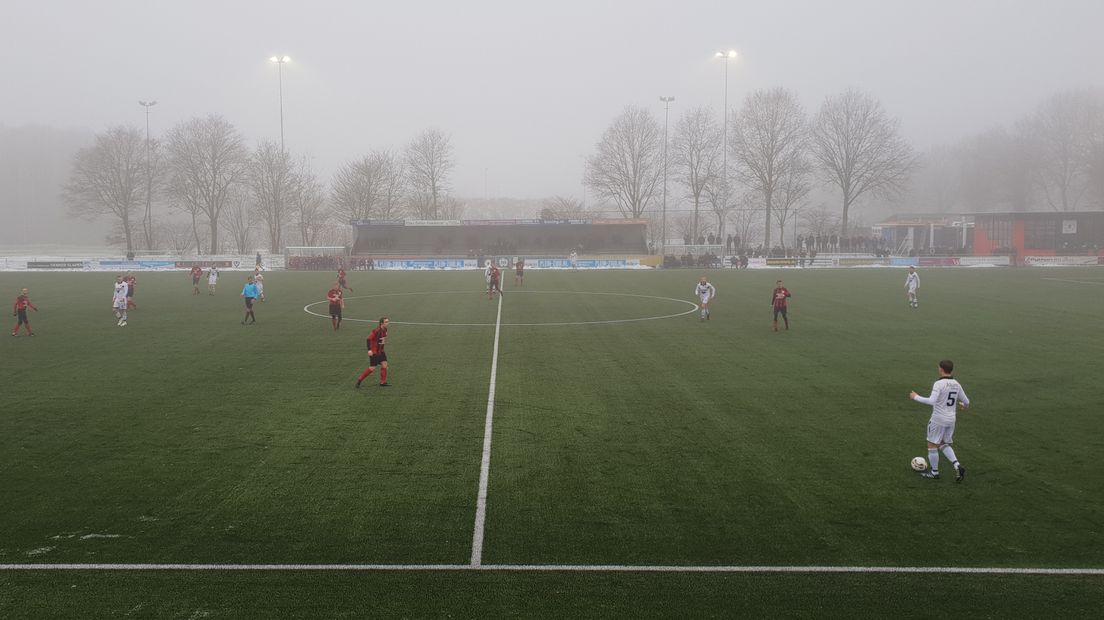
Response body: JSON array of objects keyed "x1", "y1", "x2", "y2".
[{"x1": 1, "y1": 564, "x2": 1101, "y2": 575}]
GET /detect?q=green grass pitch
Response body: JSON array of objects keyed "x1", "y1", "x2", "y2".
[{"x1": 1, "y1": 267, "x2": 1102, "y2": 617}]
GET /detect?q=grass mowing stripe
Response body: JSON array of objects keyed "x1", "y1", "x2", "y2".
[
  {"x1": 470, "y1": 288, "x2": 504, "y2": 567},
  {"x1": 1, "y1": 564, "x2": 1102, "y2": 574}
]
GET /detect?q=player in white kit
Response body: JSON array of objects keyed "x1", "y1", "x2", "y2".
[
  {"x1": 909, "y1": 359, "x2": 970, "y2": 481},
  {"x1": 111, "y1": 275, "x2": 129, "y2": 326},
  {"x1": 207, "y1": 267, "x2": 219, "y2": 295},
  {"x1": 694, "y1": 276, "x2": 717, "y2": 321},
  {"x1": 904, "y1": 266, "x2": 920, "y2": 308}
]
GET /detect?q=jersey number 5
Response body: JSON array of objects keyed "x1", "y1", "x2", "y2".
[{"x1": 945, "y1": 391, "x2": 958, "y2": 407}]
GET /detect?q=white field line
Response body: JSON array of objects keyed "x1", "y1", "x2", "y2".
[
  {"x1": 470, "y1": 285, "x2": 504, "y2": 567},
  {"x1": 1041, "y1": 277, "x2": 1104, "y2": 286},
  {"x1": 1, "y1": 564, "x2": 1101, "y2": 574}
]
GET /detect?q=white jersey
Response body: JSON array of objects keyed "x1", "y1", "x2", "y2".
[
  {"x1": 254, "y1": 274, "x2": 264, "y2": 291},
  {"x1": 905, "y1": 272, "x2": 920, "y2": 291},
  {"x1": 208, "y1": 270, "x2": 219, "y2": 284},
  {"x1": 695, "y1": 282, "x2": 716, "y2": 303},
  {"x1": 914, "y1": 377, "x2": 969, "y2": 425},
  {"x1": 112, "y1": 282, "x2": 128, "y2": 304}
]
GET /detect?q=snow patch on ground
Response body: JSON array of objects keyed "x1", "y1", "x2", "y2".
[{"x1": 26, "y1": 546, "x2": 55, "y2": 556}]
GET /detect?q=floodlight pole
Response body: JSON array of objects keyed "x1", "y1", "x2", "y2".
[
  {"x1": 139, "y1": 100, "x2": 157, "y2": 251},
  {"x1": 270, "y1": 55, "x2": 291, "y2": 152}
]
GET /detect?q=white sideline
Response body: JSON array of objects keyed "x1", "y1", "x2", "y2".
[
  {"x1": 1, "y1": 564, "x2": 1101, "y2": 574},
  {"x1": 470, "y1": 284, "x2": 504, "y2": 566}
]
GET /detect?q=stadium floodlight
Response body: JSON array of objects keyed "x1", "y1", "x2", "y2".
[
  {"x1": 269, "y1": 55, "x2": 291, "y2": 152},
  {"x1": 659, "y1": 96, "x2": 676, "y2": 255},
  {"x1": 714, "y1": 48, "x2": 739, "y2": 244}
]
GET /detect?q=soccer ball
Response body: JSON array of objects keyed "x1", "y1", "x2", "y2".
[{"x1": 910, "y1": 456, "x2": 927, "y2": 471}]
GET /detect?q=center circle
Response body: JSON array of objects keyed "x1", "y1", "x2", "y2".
[{"x1": 303, "y1": 290, "x2": 699, "y2": 327}]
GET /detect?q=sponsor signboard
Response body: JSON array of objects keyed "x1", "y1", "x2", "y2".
[
  {"x1": 174, "y1": 260, "x2": 235, "y2": 269},
  {"x1": 918, "y1": 257, "x2": 961, "y2": 267},
  {"x1": 27, "y1": 261, "x2": 84, "y2": 269},
  {"x1": 1024, "y1": 255, "x2": 1098, "y2": 266},
  {"x1": 374, "y1": 259, "x2": 470, "y2": 269},
  {"x1": 406, "y1": 220, "x2": 462, "y2": 226},
  {"x1": 98, "y1": 260, "x2": 177, "y2": 270},
  {"x1": 765, "y1": 258, "x2": 796, "y2": 267},
  {"x1": 837, "y1": 257, "x2": 891, "y2": 267},
  {"x1": 1062, "y1": 220, "x2": 1077, "y2": 234}
]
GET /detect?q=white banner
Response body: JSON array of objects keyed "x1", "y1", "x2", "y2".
[{"x1": 1024, "y1": 255, "x2": 1098, "y2": 266}]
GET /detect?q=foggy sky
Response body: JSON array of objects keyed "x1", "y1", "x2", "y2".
[{"x1": 3, "y1": 0, "x2": 1103, "y2": 200}]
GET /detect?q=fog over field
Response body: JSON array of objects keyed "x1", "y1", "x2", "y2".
[{"x1": 1, "y1": 0, "x2": 1102, "y2": 250}]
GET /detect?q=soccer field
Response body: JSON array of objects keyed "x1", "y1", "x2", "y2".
[{"x1": 1, "y1": 267, "x2": 1102, "y2": 617}]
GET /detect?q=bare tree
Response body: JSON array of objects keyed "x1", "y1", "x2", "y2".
[
  {"x1": 811, "y1": 89, "x2": 917, "y2": 235},
  {"x1": 438, "y1": 195, "x2": 466, "y2": 220},
  {"x1": 247, "y1": 141, "x2": 295, "y2": 252},
  {"x1": 671, "y1": 106, "x2": 723, "y2": 243},
  {"x1": 165, "y1": 115, "x2": 248, "y2": 254},
  {"x1": 771, "y1": 152, "x2": 812, "y2": 248},
  {"x1": 730, "y1": 88, "x2": 809, "y2": 249},
  {"x1": 139, "y1": 138, "x2": 165, "y2": 251},
  {"x1": 728, "y1": 193, "x2": 764, "y2": 250},
  {"x1": 331, "y1": 149, "x2": 406, "y2": 223},
  {"x1": 584, "y1": 106, "x2": 663, "y2": 219},
  {"x1": 159, "y1": 219, "x2": 199, "y2": 254},
  {"x1": 800, "y1": 204, "x2": 837, "y2": 240},
  {"x1": 405, "y1": 129, "x2": 453, "y2": 219},
  {"x1": 539, "y1": 195, "x2": 588, "y2": 219},
  {"x1": 63, "y1": 126, "x2": 147, "y2": 252},
  {"x1": 1024, "y1": 90, "x2": 1101, "y2": 211},
  {"x1": 291, "y1": 163, "x2": 329, "y2": 246},
  {"x1": 222, "y1": 191, "x2": 254, "y2": 254}
]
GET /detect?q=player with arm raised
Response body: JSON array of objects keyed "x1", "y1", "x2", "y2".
[
  {"x1": 909, "y1": 359, "x2": 970, "y2": 481},
  {"x1": 905, "y1": 266, "x2": 920, "y2": 309},
  {"x1": 694, "y1": 276, "x2": 716, "y2": 321},
  {"x1": 356, "y1": 317, "x2": 391, "y2": 388}
]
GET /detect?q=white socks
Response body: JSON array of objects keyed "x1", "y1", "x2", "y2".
[
  {"x1": 928, "y1": 448, "x2": 940, "y2": 473},
  {"x1": 941, "y1": 445, "x2": 959, "y2": 468}
]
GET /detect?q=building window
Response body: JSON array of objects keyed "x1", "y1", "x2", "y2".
[
  {"x1": 981, "y1": 217, "x2": 1012, "y2": 251},
  {"x1": 1024, "y1": 219, "x2": 1056, "y2": 250}
]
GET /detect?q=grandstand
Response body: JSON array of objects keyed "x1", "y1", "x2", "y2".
[{"x1": 350, "y1": 218, "x2": 648, "y2": 256}]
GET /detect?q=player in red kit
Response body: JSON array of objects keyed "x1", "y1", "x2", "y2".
[
  {"x1": 771, "y1": 279, "x2": 792, "y2": 331},
  {"x1": 515, "y1": 258, "x2": 525, "y2": 287},
  {"x1": 338, "y1": 267, "x2": 353, "y2": 292},
  {"x1": 488, "y1": 264, "x2": 504, "y2": 299},
  {"x1": 124, "y1": 271, "x2": 137, "y2": 309},
  {"x1": 356, "y1": 317, "x2": 391, "y2": 388},
  {"x1": 11, "y1": 288, "x2": 38, "y2": 336},
  {"x1": 190, "y1": 265, "x2": 203, "y2": 295},
  {"x1": 327, "y1": 283, "x2": 344, "y2": 331}
]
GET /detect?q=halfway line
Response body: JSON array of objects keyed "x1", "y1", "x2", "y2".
[{"x1": 470, "y1": 286, "x2": 504, "y2": 566}]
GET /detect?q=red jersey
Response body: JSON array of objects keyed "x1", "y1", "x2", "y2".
[
  {"x1": 191, "y1": 266, "x2": 202, "y2": 279},
  {"x1": 338, "y1": 269, "x2": 347, "y2": 281},
  {"x1": 124, "y1": 275, "x2": 136, "y2": 292},
  {"x1": 327, "y1": 288, "x2": 343, "y2": 305},
  {"x1": 772, "y1": 287, "x2": 791, "y2": 309},
  {"x1": 13, "y1": 294, "x2": 36, "y2": 312},
  {"x1": 367, "y1": 326, "x2": 387, "y2": 355},
  {"x1": 489, "y1": 265, "x2": 500, "y2": 282},
  {"x1": 515, "y1": 259, "x2": 525, "y2": 272}
]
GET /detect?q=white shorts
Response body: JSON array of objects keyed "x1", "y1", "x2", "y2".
[
  {"x1": 907, "y1": 286, "x2": 918, "y2": 294},
  {"x1": 926, "y1": 420, "x2": 955, "y2": 445},
  {"x1": 699, "y1": 295, "x2": 713, "y2": 305},
  {"x1": 113, "y1": 299, "x2": 128, "y2": 310}
]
